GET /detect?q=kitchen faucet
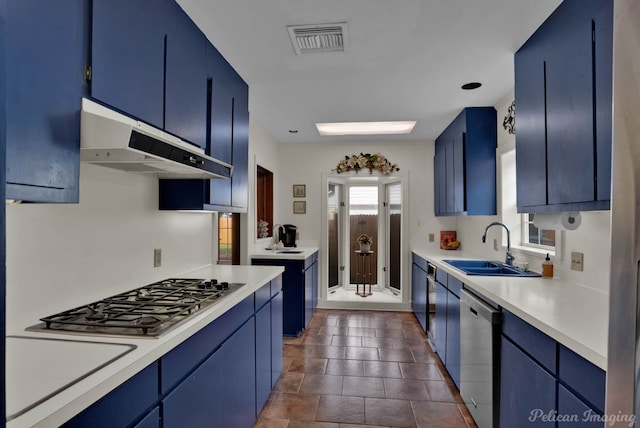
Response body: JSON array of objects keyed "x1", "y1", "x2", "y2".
[{"x1": 482, "y1": 222, "x2": 514, "y2": 266}]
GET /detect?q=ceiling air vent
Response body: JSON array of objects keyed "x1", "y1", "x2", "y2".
[{"x1": 287, "y1": 22, "x2": 348, "y2": 55}]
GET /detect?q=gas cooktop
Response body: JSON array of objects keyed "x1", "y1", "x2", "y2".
[{"x1": 27, "y1": 278, "x2": 245, "y2": 338}]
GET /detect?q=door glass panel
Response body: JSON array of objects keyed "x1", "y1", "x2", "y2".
[
  {"x1": 387, "y1": 183, "x2": 402, "y2": 290},
  {"x1": 349, "y1": 186, "x2": 378, "y2": 285},
  {"x1": 328, "y1": 183, "x2": 341, "y2": 288}
]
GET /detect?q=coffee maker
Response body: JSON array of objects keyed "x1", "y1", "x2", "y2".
[{"x1": 278, "y1": 224, "x2": 297, "y2": 247}]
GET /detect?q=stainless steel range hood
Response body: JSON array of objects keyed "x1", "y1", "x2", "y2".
[{"x1": 80, "y1": 98, "x2": 232, "y2": 179}]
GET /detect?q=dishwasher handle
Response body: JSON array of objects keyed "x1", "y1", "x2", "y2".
[{"x1": 461, "y1": 289, "x2": 500, "y2": 324}]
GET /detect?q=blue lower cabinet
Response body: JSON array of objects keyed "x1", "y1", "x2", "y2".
[
  {"x1": 411, "y1": 258, "x2": 428, "y2": 332},
  {"x1": 162, "y1": 350, "x2": 224, "y2": 428},
  {"x1": 133, "y1": 407, "x2": 160, "y2": 428},
  {"x1": 255, "y1": 302, "x2": 272, "y2": 416},
  {"x1": 500, "y1": 337, "x2": 556, "y2": 427},
  {"x1": 222, "y1": 319, "x2": 257, "y2": 427},
  {"x1": 62, "y1": 362, "x2": 159, "y2": 428},
  {"x1": 252, "y1": 253, "x2": 318, "y2": 336},
  {"x1": 445, "y1": 290, "x2": 460, "y2": 388},
  {"x1": 434, "y1": 280, "x2": 448, "y2": 359},
  {"x1": 271, "y1": 290, "x2": 284, "y2": 388}
]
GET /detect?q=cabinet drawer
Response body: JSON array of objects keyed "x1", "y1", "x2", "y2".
[
  {"x1": 447, "y1": 276, "x2": 462, "y2": 297},
  {"x1": 436, "y1": 269, "x2": 447, "y2": 286},
  {"x1": 502, "y1": 311, "x2": 557, "y2": 374},
  {"x1": 558, "y1": 345, "x2": 606, "y2": 413},
  {"x1": 271, "y1": 275, "x2": 283, "y2": 298}
]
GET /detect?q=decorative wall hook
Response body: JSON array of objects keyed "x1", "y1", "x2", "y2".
[{"x1": 503, "y1": 100, "x2": 515, "y2": 135}]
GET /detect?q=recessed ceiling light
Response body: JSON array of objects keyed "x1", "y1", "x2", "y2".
[
  {"x1": 461, "y1": 82, "x2": 482, "y2": 90},
  {"x1": 315, "y1": 121, "x2": 417, "y2": 136}
]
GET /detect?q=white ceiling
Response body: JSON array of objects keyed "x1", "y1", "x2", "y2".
[{"x1": 176, "y1": 0, "x2": 562, "y2": 144}]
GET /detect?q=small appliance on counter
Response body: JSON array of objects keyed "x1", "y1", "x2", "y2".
[{"x1": 278, "y1": 224, "x2": 297, "y2": 247}]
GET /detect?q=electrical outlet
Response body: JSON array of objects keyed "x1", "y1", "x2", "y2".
[
  {"x1": 428, "y1": 233, "x2": 435, "y2": 243},
  {"x1": 154, "y1": 248, "x2": 162, "y2": 267},
  {"x1": 571, "y1": 251, "x2": 584, "y2": 271},
  {"x1": 493, "y1": 238, "x2": 499, "y2": 251}
]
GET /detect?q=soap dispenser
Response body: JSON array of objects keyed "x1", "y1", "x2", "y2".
[{"x1": 542, "y1": 253, "x2": 554, "y2": 279}]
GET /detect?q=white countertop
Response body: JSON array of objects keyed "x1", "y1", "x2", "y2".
[
  {"x1": 5, "y1": 264, "x2": 284, "y2": 428},
  {"x1": 413, "y1": 248, "x2": 608, "y2": 370},
  {"x1": 250, "y1": 246, "x2": 319, "y2": 260}
]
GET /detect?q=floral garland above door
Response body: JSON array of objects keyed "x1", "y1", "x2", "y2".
[{"x1": 333, "y1": 153, "x2": 399, "y2": 175}]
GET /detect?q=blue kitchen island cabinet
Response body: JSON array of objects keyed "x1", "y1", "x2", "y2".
[
  {"x1": 514, "y1": 0, "x2": 613, "y2": 213},
  {"x1": 411, "y1": 253, "x2": 428, "y2": 332},
  {"x1": 500, "y1": 310, "x2": 606, "y2": 427},
  {"x1": 4, "y1": 0, "x2": 88, "y2": 203},
  {"x1": 252, "y1": 252, "x2": 319, "y2": 336},
  {"x1": 433, "y1": 107, "x2": 497, "y2": 216}
]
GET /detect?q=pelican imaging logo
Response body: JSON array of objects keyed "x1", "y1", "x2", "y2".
[{"x1": 529, "y1": 409, "x2": 636, "y2": 426}]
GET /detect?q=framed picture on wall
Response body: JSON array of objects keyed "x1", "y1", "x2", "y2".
[
  {"x1": 293, "y1": 184, "x2": 306, "y2": 198},
  {"x1": 293, "y1": 200, "x2": 306, "y2": 214}
]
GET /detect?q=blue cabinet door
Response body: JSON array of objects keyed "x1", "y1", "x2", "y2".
[
  {"x1": 514, "y1": 38, "x2": 547, "y2": 209},
  {"x1": 271, "y1": 290, "x2": 284, "y2": 388},
  {"x1": 433, "y1": 142, "x2": 446, "y2": 215},
  {"x1": 545, "y1": 6, "x2": 595, "y2": 206},
  {"x1": 255, "y1": 303, "x2": 272, "y2": 417},
  {"x1": 221, "y1": 319, "x2": 257, "y2": 428},
  {"x1": 434, "y1": 280, "x2": 448, "y2": 359},
  {"x1": 445, "y1": 290, "x2": 460, "y2": 388},
  {"x1": 557, "y1": 385, "x2": 603, "y2": 428},
  {"x1": 411, "y1": 262, "x2": 427, "y2": 332},
  {"x1": 500, "y1": 337, "x2": 556, "y2": 427},
  {"x1": 5, "y1": 0, "x2": 86, "y2": 203},
  {"x1": 91, "y1": 0, "x2": 166, "y2": 129},
  {"x1": 304, "y1": 261, "x2": 314, "y2": 328},
  {"x1": 164, "y1": 22, "x2": 208, "y2": 148},
  {"x1": 210, "y1": 75, "x2": 249, "y2": 211},
  {"x1": 162, "y1": 346, "x2": 224, "y2": 428}
]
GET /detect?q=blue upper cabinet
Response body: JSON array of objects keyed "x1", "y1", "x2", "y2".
[
  {"x1": 514, "y1": 0, "x2": 613, "y2": 213},
  {"x1": 4, "y1": 0, "x2": 88, "y2": 203},
  {"x1": 434, "y1": 107, "x2": 497, "y2": 216},
  {"x1": 91, "y1": 0, "x2": 167, "y2": 129},
  {"x1": 164, "y1": 2, "x2": 208, "y2": 149},
  {"x1": 159, "y1": 49, "x2": 249, "y2": 213}
]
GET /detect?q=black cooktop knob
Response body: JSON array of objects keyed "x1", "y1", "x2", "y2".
[{"x1": 221, "y1": 281, "x2": 229, "y2": 290}]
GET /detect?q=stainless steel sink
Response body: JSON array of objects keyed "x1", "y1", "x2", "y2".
[
  {"x1": 443, "y1": 259, "x2": 541, "y2": 277},
  {"x1": 277, "y1": 250, "x2": 302, "y2": 254}
]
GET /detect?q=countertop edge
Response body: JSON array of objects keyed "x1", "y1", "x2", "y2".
[{"x1": 412, "y1": 248, "x2": 608, "y2": 371}]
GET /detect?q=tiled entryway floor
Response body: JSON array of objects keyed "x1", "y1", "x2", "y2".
[{"x1": 255, "y1": 309, "x2": 477, "y2": 428}]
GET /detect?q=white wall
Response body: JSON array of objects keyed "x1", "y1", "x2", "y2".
[
  {"x1": 272, "y1": 140, "x2": 455, "y2": 264},
  {"x1": 6, "y1": 164, "x2": 215, "y2": 330}
]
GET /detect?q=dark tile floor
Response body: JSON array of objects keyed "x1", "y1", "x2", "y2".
[{"x1": 255, "y1": 309, "x2": 477, "y2": 428}]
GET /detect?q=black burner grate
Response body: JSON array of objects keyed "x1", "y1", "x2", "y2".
[{"x1": 35, "y1": 278, "x2": 245, "y2": 337}]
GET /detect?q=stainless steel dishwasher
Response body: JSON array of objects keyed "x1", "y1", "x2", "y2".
[{"x1": 460, "y1": 289, "x2": 501, "y2": 428}]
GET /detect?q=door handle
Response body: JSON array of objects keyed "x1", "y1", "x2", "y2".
[{"x1": 469, "y1": 307, "x2": 478, "y2": 318}]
